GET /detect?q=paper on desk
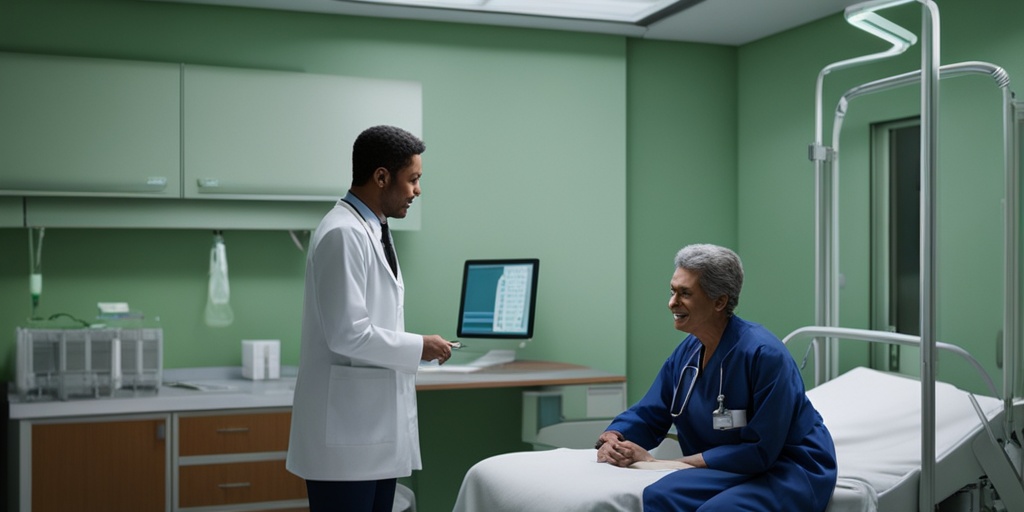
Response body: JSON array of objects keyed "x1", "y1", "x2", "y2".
[
  {"x1": 168, "y1": 381, "x2": 237, "y2": 392},
  {"x1": 418, "y1": 363, "x2": 481, "y2": 373}
]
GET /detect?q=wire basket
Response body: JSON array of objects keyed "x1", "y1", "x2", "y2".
[{"x1": 16, "y1": 327, "x2": 163, "y2": 401}]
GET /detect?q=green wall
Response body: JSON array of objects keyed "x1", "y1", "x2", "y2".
[
  {"x1": 736, "y1": 0, "x2": 1024, "y2": 394},
  {"x1": 0, "y1": 0, "x2": 638, "y2": 510},
  {"x1": 625, "y1": 39, "x2": 737, "y2": 401}
]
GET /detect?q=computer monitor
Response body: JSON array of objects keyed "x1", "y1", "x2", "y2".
[{"x1": 456, "y1": 259, "x2": 539, "y2": 340}]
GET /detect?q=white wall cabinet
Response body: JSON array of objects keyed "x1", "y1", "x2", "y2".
[
  {"x1": 0, "y1": 52, "x2": 423, "y2": 230},
  {"x1": 0, "y1": 197, "x2": 23, "y2": 227},
  {"x1": 183, "y1": 65, "x2": 421, "y2": 201},
  {"x1": 0, "y1": 52, "x2": 181, "y2": 198}
]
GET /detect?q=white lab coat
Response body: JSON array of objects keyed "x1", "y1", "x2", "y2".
[{"x1": 286, "y1": 200, "x2": 424, "y2": 481}]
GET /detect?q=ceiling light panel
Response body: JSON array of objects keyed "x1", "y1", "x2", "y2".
[{"x1": 347, "y1": 0, "x2": 681, "y2": 23}]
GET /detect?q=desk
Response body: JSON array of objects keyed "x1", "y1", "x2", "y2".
[
  {"x1": 415, "y1": 360, "x2": 625, "y2": 391},
  {"x1": 9, "y1": 361, "x2": 624, "y2": 419}
]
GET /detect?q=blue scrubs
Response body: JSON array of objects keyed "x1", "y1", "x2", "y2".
[{"x1": 606, "y1": 316, "x2": 837, "y2": 512}]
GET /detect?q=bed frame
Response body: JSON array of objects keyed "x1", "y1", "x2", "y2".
[{"x1": 803, "y1": 1, "x2": 1024, "y2": 510}]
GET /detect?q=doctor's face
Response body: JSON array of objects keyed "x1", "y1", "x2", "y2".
[
  {"x1": 381, "y1": 154, "x2": 422, "y2": 219},
  {"x1": 668, "y1": 267, "x2": 725, "y2": 336}
]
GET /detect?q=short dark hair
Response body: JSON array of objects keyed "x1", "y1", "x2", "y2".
[{"x1": 351, "y1": 125, "x2": 425, "y2": 186}]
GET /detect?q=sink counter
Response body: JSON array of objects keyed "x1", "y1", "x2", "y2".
[{"x1": 8, "y1": 366, "x2": 297, "y2": 420}]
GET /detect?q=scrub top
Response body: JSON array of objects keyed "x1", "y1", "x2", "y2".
[{"x1": 605, "y1": 315, "x2": 837, "y2": 512}]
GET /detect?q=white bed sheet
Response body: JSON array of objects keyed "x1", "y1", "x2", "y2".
[
  {"x1": 453, "y1": 367, "x2": 1004, "y2": 512},
  {"x1": 807, "y1": 367, "x2": 1003, "y2": 511},
  {"x1": 453, "y1": 447, "x2": 674, "y2": 512}
]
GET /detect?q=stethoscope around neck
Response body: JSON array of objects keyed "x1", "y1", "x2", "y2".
[{"x1": 668, "y1": 344, "x2": 731, "y2": 418}]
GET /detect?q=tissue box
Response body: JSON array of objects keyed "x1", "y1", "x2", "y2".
[{"x1": 242, "y1": 340, "x2": 280, "y2": 380}]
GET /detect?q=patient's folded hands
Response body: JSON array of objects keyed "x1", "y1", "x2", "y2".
[{"x1": 596, "y1": 435, "x2": 654, "y2": 468}]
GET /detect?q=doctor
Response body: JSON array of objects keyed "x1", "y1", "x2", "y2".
[
  {"x1": 595, "y1": 244, "x2": 837, "y2": 511},
  {"x1": 286, "y1": 125, "x2": 455, "y2": 512}
]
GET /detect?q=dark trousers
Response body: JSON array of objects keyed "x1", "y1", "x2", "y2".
[{"x1": 305, "y1": 478, "x2": 398, "y2": 512}]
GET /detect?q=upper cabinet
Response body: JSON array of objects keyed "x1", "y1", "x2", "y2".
[
  {"x1": 182, "y1": 65, "x2": 422, "y2": 201},
  {"x1": 0, "y1": 53, "x2": 424, "y2": 229},
  {"x1": 0, "y1": 52, "x2": 181, "y2": 197},
  {"x1": 0, "y1": 197, "x2": 23, "y2": 227}
]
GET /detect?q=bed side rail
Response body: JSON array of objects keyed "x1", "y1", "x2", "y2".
[
  {"x1": 785, "y1": 326, "x2": 1024, "y2": 505},
  {"x1": 781, "y1": 325, "x2": 998, "y2": 398}
]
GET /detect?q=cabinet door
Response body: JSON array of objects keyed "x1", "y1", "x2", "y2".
[
  {"x1": 32, "y1": 416, "x2": 168, "y2": 512},
  {"x1": 0, "y1": 196, "x2": 22, "y2": 227},
  {"x1": 182, "y1": 65, "x2": 422, "y2": 203},
  {"x1": 0, "y1": 52, "x2": 181, "y2": 197}
]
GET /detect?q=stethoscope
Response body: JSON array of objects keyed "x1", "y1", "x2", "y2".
[{"x1": 668, "y1": 344, "x2": 733, "y2": 419}]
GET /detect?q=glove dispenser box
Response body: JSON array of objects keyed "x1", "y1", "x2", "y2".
[{"x1": 242, "y1": 339, "x2": 281, "y2": 380}]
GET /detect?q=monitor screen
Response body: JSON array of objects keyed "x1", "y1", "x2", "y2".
[{"x1": 456, "y1": 259, "x2": 539, "y2": 339}]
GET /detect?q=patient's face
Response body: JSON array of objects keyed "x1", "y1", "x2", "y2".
[{"x1": 668, "y1": 268, "x2": 721, "y2": 336}]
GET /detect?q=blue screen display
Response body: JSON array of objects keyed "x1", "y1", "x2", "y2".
[{"x1": 457, "y1": 259, "x2": 539, "y2": 339}]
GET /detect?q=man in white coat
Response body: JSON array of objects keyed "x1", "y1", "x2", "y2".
[{"x1": 286, "y1": 125, "x2": 455, "y2": 512}]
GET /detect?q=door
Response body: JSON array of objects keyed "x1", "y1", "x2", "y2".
[{"x1": 870, "y1": 118, "x2": 920, "y2": 373}]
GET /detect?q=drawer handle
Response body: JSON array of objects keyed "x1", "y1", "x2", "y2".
[
  {"x1": 197, "y1": 178, "x2": 221, "y2": 189},
  {"x1": 146, "y1": 177, "x2": 168, "y2": 189},
  {"x1": 215, "y1": 427, "x2": 251, "y2": 433},
  {"x1": 217, "y1": 482, "x2": 252, "y2": 489}
]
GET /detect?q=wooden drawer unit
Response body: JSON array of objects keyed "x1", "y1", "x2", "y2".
[
  {"x1": 179, "y1": 411, "x2": 291, "y2": 455},
  {"x1": 175, "y1": 409, "x2": 307, "y2": 511},
  {"x1": 179, "y1": 460, "x2": 306, "y2": 508}
]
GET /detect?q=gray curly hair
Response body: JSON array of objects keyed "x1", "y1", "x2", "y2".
[{"x1": 674, "y1": 244, "x2": 743, "y2": 315}]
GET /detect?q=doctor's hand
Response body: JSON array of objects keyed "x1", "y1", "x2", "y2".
[
  {"x1": 596, "y1": 432, "x2": 653, "y2": 468},
  {"x1": 421, "y1": 335, "x2": 454, "y2": 364}
]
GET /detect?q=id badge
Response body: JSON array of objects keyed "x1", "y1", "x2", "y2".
[{"x1": 713, "y1": 409, "x2": 747, "y2": 430}]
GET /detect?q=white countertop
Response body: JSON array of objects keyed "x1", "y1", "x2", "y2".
[
  {"x1": 8, "y1": 362, "x2": 625, "y2": 420},
  {"x1": 8, "y1": 367, "x2": 298, "y2": 420}
]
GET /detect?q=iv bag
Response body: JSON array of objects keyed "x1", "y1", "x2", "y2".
[{"x1": 204, "y1": 234, "x2": 234, "y2": 327}]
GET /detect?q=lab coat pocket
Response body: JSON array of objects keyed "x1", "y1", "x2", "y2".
[{"x1": 326, "y1": 365, "x2": 398, "y2": 447}]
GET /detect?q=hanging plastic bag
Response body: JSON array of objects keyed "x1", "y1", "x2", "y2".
[{"x1": 204, "y1": 232, "x2": 234, "y2": 327}]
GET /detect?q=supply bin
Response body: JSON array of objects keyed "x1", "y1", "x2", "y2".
[{"x1": 16, "y1": 327, "x2": 163, "y2": 400}]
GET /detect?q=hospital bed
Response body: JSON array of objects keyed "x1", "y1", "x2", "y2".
[
  {"x1": 453, "y1": 365, "x2": 1012, "y2": 512},
  {"x1": 455, "y1": 1, "x2": 1024, "y2": 510}
]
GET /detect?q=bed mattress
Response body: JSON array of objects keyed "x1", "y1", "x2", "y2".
[{"x1": 807, "y1": 366, "x2": 1003, "y2": 511}]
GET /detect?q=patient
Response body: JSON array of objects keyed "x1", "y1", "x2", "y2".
[{"x1": 596, "y1": 244, "x2": 837, "y2": 511}]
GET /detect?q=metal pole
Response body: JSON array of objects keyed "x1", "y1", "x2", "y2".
[
  {"x1": 1002, "y1": 87, "x2": 1019, "y2": 441},
  {"x1": 918, "y1": 2, "x2": 940, "y2": 510}
]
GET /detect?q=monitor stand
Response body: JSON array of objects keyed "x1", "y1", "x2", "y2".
[{"x1": 465, "y1": 349, "x2": 517, "y2": 368}]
